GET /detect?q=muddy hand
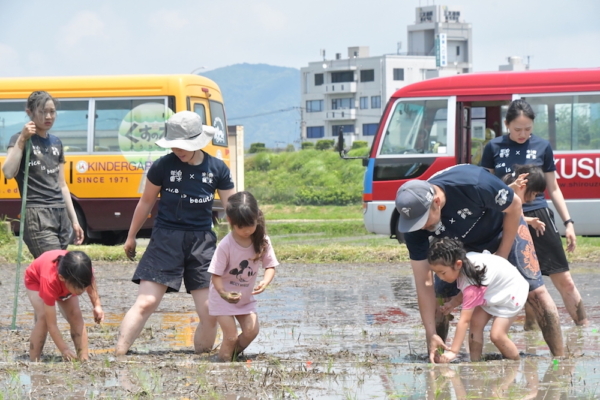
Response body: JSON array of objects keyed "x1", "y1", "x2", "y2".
[
  {"x1": 124, "y1": 238, "x2": 137, "y2": 261},
  {"x1": 221, "y1": 291, "x2": 241, "y2": 304},
  {"x1": 93, "y1": 306, "x2": 104, "y2": 324},
  {"x1": 61, "y1": 348, "x2": 77, "y2": 361},
  {"x1": 21, "y1": 121, "x2": 37, "y2": 140},
  {"x1": 252, "y1": 281, "x2": 267, "y2": 295}
]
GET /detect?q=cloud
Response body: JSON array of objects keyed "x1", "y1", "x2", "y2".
[
  {"x1": 0, "y1": 43, "x2": 20, "y2": 75},
  {"x1": 59, "y1": 11, "x2": 107, "y2": 48},
  {"x1": 148, "y1": 10, "x2": 189, "y2": 31}
]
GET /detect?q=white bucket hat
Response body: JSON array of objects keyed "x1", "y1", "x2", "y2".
[{"x1": 155, "y1": 111, "x2": 215, "y2": 151}]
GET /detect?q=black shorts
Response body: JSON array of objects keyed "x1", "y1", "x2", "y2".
[
  {"x1": 524, "y1": 207, "x2": 570, "y2": 276},
  {"x1": 132, "y1": 227, "x2": 216, "y2": 293},
  {"x1": 24, "y1": 207, "x2": 72, "y2": 259}
]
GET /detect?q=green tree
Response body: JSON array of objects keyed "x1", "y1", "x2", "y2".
[{"x1": 249, "y1": 142, "x2": 267, "y2": 153}]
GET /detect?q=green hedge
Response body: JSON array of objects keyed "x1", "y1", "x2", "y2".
[{"x1": 245, "y1": 149, "x2": 365, "y2": 205}]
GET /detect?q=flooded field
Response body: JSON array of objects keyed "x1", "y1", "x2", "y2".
[{"x1": 2, "y1": 260, "x2": 600, "y2": 399}]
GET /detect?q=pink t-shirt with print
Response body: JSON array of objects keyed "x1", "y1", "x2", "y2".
[{"x1": 208, "y1": 233, "x2": 278, "y2": 316}]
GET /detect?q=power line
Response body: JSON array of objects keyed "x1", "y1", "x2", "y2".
[
  {"x1": 229, "y1": 106, "x2": 383, "y2": 121},
  {"x1": 228, "y1": 106, "x2": 302, "y2": 121}
]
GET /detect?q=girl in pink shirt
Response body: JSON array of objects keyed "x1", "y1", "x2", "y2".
[
  {"x1": 24, "y1": 250, "x2": 103, "y2": 361},
  {"x1": 428, "y1": 238, "x2": 528, "y2": 362},
  {"x1": 208, "y1": 191, "x2": 278, "y2": 361}
]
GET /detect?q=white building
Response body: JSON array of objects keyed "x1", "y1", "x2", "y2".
[{"x1": 300, "y1": 5, "x2": 472, "y2": 147}]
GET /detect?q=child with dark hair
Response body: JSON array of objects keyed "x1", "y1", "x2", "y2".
[
  {"x1": 24, "y1": 250, "x2": 103, "y2": 361},
  {"x1": 502, "y1": 164, "x2": 547, "y2": 237},
  {"x1": 428, "y1": 238, "x2": 528, "y2": 362},
  {"x1": 208, "y1": 191, "x2": 278, "y2": 361}
]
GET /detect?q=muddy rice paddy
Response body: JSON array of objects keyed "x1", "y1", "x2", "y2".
[{"x1": 2, "y1": 260, "x2": 600, "y2": 399}]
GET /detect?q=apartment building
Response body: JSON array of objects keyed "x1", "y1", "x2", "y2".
[{"x1": 300, "y1": 5, "x2": 472, "y2": 147}]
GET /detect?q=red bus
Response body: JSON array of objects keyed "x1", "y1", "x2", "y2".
[{"x1": 359, "y1": 68, "x2": 600, "y2": 240}]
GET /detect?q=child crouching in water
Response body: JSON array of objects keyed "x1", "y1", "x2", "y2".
[
  {"x1": 25, "y1": 250, "x2": 103, "y2": 361},
  {"x1": 208, "y1": 191, "x2": 278, "y2": 361},
  {"x1": 502, "y1": 164, "x2": 547, "y2": 237},
  {"x1": 428, "y1": 238, "x2": 528, "y2": 362}
]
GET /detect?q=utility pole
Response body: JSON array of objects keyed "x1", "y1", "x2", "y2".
[{"x1": 299, "y1": 106, "x2": 304, "y2": 144}]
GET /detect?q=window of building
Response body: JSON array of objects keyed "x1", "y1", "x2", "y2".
[
  {"x1": 371, "y1": 96, "x2": 381, "y2": 109},
  {"x1": 307, "y1": 126, "x2": 325, "y2": 139},
  {"x1": 306, "y1": 100, "x2": 324, "y2": 113},
  {"x1": 332, "y1": 124, "x2": 354, "y2": 136},
  {"x1": 315, "y1": 73, "x2": 324, "y2": 86},
  {"x1": 332, "y1": 98, "x2": 354, "y2": 110},
  {"x1": 360, "y1": 97, "x2": 369, "y2": 109},
  {"x1": 331, "y1": 71, "x2": 354, "y2": 83},
  {"x1": 393, "y1": 68, "x2": 404, "y2": 81},
  {"x1": 456, "y1": 46, "x2": 460, "y2": 56},
  {"x1": 360, "y1": 69, "x2": 375, "y2": 82},
  {"x1": 362, "y1": 123, "x2": 379, "y2": 136}
]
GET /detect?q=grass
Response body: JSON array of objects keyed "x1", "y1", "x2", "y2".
[
  {"x1": 261, "y1": 204, "x2": 363, "y2": 220},
  {"x1": 1, "y1": 205, "x2": 600, "y2": 264}
]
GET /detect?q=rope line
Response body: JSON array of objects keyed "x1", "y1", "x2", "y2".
[{"x1": 11, "y1": 139, "x2": 31, "y2": 330}]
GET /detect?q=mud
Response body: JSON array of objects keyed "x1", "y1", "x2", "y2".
[{"x1": 2, "y1": 261, "x2": 600, "y2": 399}]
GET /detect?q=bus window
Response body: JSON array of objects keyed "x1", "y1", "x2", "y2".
[
  {"x1": 0, "y1": 101, "x2": 27, "y2": 153},
  {"x1": 209, "y1": 100, "x2": 228, "y2": 147},
  {"x1": 54, "y1": 100, "x2": 89, "y2": 153},
  {"x1": 523, "y1": 94, "x2": 600, "y2": 151},
  {"x1": 193, "y1": 103, "x2": 207, "y2": 125},
  {"x1": 380, "y1": 99, "x2": 448, "y2": 155},
  {"x1": 94, "y1": 99, "x2": 167, "y2": 152}
]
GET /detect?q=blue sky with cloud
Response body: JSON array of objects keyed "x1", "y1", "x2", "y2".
[{"x1": 1, "y1": 0, "x2": 599, "y2": 77}]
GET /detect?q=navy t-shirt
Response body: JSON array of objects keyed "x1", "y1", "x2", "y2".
[
  {"x1": 480, "y1": 134, "x2": 555, "y2": 212},
  {"x1": 404, "y1": 164, "x2": 515, "y2": 261},
  {"x1": 8, "y1": 132, "x2": 66, "y2": 207},
  {"x1": 147, "y1": 151, "x2": 234, "y2": 231}
]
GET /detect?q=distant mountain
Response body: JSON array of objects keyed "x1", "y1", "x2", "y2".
[{"x1": 201, "y1": 63, "x2": 300, "y2": 149}]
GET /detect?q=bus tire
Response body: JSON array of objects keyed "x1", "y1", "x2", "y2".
[
  {"x1": 392, "y1": 213, "x2": 406, "y2": 244},
  {"x1": 100, "y1": 231, "x2": 127, "y2": 246}
]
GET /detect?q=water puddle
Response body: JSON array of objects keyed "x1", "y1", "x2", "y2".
[{"x1": 2, "y1": 262, "x2": 600, "y2": 398}]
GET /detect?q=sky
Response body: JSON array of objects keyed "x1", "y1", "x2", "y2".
[{"x1": 1, "y1": 0, "x2": 599, "y2": 77}]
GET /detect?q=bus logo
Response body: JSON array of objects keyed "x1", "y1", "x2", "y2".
[{"x1": 76, "y1": 160, "x2": 89, "y2": 174}]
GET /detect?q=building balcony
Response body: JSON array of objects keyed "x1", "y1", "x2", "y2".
[
  {"x1": 324, "y1": 81, "x2": 357, "y2": 94},
  {"x1": 324, "y1": 109, "x2": 356, "y2": 120}
]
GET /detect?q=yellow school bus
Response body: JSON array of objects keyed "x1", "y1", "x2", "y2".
[{"x1": 0, "y1": 74, "x2": 230, "y2": 244}]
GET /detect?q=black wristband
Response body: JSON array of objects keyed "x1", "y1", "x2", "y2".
[{"x1": 564, "y1": 219, "x2": 574, "y2": 227}]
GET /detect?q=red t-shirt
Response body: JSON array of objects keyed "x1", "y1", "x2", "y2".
[{"x1": 24, "y1": 249, "x2": 73, "y2": 306}]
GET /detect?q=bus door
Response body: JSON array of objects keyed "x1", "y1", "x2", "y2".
[
  {"x1": 456, "y1": 102, "x2": 471, "y2": 164},
  {"x1": 456, "y1": 96, "x2": 512, "y2": 165}
]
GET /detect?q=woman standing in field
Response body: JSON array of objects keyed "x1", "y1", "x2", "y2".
[
  {"x1": 25, "y1": 250, "x2": 103, "y2": 361},
  {"x1": 2, "y1": 91, "x2": 84, "y2": 257},
  {"x1": 481, "y1": 99, "x2": 587, "y2": 327},
  {"x1": 116, "y1": 111, "x2": 236, "y2": 356},
  {"x1": 208, "y1": 191, "x2": 278, "y2": 361}
]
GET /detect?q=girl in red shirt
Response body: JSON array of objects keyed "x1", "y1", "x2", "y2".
[{"x1": 24, "y1": 249, "x2": 103, "y2": 361}]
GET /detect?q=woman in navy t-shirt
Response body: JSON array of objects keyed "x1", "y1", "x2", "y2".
[
  {"x1": 481, "y1": 99, "x2": 587, "y2": 327},
  {"x1": 115, "y1": 111, "x2": 236, "y2": 356}
]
